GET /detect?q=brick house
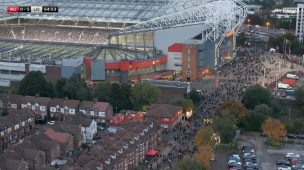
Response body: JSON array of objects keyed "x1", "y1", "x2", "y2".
[
  {"x1": 79, "y1": 101, "x2": 113, "y2": 123},
  {"x1": 21, "y1": 96, "x2": 51, "y2": 121},
  {"x1": 146, "y1": 104, "x2": 183, "y2": 129},
  {"x1": 0, "y1": 93, "x2": 23, "y2": 110},
  {"x1": 48, "y1": 98, "x2": 80, "y2": 120},
  {"x1": 72, "y1": 118, "x2": 159, "y2": 170},
  {"x1": 0, "y1": 109, "x2": 35, "y2": 153},
  {"x1": 29, "y1": 133, "x2": 60, "y2": 163},
  {"x1": 51, "y1": 122, "x2": 83, "y2": 149},
  {"x1": 44, "y1": 128, "x2": 74, "y2": 155}
]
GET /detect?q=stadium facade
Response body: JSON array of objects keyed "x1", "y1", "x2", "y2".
[{"x1": 0, "y1": 0, "x2": 247, "y2": 86}]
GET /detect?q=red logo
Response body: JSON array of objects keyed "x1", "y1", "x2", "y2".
[{"x1": 6, "y1": 6, "x2": 19, "y2": 13}]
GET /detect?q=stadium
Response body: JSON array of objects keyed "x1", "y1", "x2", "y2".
[{"x1": 0, "y1": 0, "x2": 247, "y2": 86}]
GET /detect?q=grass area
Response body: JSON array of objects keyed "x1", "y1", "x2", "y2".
[{"x1": 265, "y1": 139, "x2": 284, "y2": 148}]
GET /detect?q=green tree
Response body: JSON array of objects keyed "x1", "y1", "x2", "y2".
[
  {"x1": 295, "y1": 87, "x2": 304, "y2": 107},
  {"x1": 244, "y1": 104, "x2": 270, "y2": 131},
  {"x1": 109, "y1": 83, "x2": 133, "y2": 111},
  {"x1": 55, "y1": 78, "x2": 67, "y2": 98},
  {"x1": 93, "y1": 82, "x2": 112, "y2": 102},
  {"x1": 63, "y1": 74, "x2": 89, "y2": 100},
  {"x1": 172, "y1": 99, "x2": 194, "y2": 113},
  {"x1": 213, "y1": 110, "x2": 237, "y2": 143},
  {"x1": 175, "y1": 156, "x2": 204, "y2": 170},
  {"x1": 130, "y1": 83, "x2": 160, "y2": 110},
  {"x1": 243, "y1": 85, "x2": 272, "y2": 109},
  {"x1": 18, "y1": 71, "x2": 51, "y2": 97}
]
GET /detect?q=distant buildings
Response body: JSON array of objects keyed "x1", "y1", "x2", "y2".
[{"x1": 296, "y1": 0, "x2": 304, "y2": 43}]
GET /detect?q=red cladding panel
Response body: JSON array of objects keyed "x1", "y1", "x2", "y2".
[
  {"x1": 168, "y1": 43, "x2": 183, "y2": 53},
  {"x1": 105, "y1": 62, "x2": 120, "y2": 70},
  {"x1": 119, "y1": 60, "x2": 130, "y2": 71},
  {"x1": 84, "y1": 57, "x2": 93, "y2": 81},
  {"x1": 283, "y1": 79, "x2": 296, "y2": 87}
]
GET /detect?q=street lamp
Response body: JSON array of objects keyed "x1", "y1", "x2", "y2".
[
  {"x1": 266, "y1": 22, "x2": 270, "y2": 33},
  {"x1": 247, "y1": 18, "x2": 251, "y2": 25}
]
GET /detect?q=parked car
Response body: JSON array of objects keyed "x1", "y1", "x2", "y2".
[
  {"x1": 47, "y1": 121, "x2": 55, "y2": 125},
  {"x1": 277, "y1": 165, "x2": 291, "y2": 170},
  {"x1": 277, "y1": 160, "x2": 291, "y2": 167},
  {"x1": 242, "y1": 145, "x2": 255, "y2": 154}
]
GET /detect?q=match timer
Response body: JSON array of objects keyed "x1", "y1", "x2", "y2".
[{"x1": 42, "y1": 6, "x2": 58, "y2": 13}]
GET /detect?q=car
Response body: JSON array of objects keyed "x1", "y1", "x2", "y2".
[
  {"x1": 242, "y1": 145, "x2": 255, "y2": 153},
  {"x1": 229, "y1": 164, "x2": 242, "y2": 170},
  {"x1": 229, "y1": 154, "x2": 241, "y2": 163},
  {"x1": 277, "y1": 165, "x2": 291, "y2": 170},
  {"x1": 228, "y1": 161, "x2": 239, "y2": 168},
  {"x1": 286, "y1": 153, "x2": 300, "y2": 159},
  {"x1": 292, "y1": 164, "x2": 304, "y2": 170},
  {"x1": 277, "y1": 160, "x2": 291, "y2": 167},
  {"x1": 47, "y1": 121, "x2": 55, "y2": 125}
]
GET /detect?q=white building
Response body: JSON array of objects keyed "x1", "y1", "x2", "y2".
[
  {"x1": 271, "y1": 7, "x2": 297, "y2": 19},
  {"x1": 296, "y1": 0, "x2": 304, "y2": 43}
]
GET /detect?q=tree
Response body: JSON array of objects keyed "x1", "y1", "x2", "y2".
[
  {"x1": 261, "y1": 117, "x2": 287, "y2": 141},
  {"x1": 295, "y1": 87, "x2": 304, "y2": 107},
  {"x1": 243, "y1": 85, "x2": 272, "y2": 109},
  {"x1": 130, "y1": 83, "x2": 160, "y2": 110},
  {"x1": 18, "y1": 71, "x2": 51, "y2": 97},
  {"x1": 63, "y1": 74, "x2": 89, "y2": 100},
  {"x1": 194, "y1": 145, "x2": 213, "y2": 169},
  {"x1": 55, "y1": 78, "x2": 67, "y2": 98},
  {"x1": 172, "y1": 99, "x2": 194, "y2": 113},
  {"x1": 244, "y1": 104, "x2": 270, "y2": 131},
  {"x1": 93, "y1": 82, "x2": 112, "y2": 102},
  {"x1": 175, "y1": 156, "x2": 204, "y2": 170},
  {"x1": 214, "y1": 110, "x2": 237, "y2": 143},
  {"x1": 218, "y1": 100, "x2": 247, "y2": 122},
  {"x1": 195, "y1": 127, "x2": 217, "y2": 147}
]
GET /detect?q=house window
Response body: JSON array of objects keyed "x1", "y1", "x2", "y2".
[{"x1": 40, "y1": 106, "x2": 45, "y2": 111}]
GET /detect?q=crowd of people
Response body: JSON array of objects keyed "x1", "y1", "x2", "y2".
[
  {"x1": 0, "y1": 25, "x2": 110, "y2": 44},
  {"x1": 148, "y1": 46, "x2": 275, "y2": 169}
]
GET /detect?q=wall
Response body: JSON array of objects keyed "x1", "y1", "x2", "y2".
[{"x1": 154, "y1": 24, "x2": 207, "y2": 55}]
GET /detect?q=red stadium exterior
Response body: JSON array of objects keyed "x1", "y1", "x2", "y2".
[{"x1": 84, "y1": 56, "x2": 168, "y2": 83}]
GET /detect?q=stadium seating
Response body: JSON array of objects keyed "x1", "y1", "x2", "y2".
[{"x1": 0, "y1": 25, "x2": 110, "y2": 44}]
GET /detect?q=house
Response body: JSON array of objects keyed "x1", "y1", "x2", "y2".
[
  {"x1": 0, "y1": 139, "x2": 46, "y2": 170},
  {"x1": 71, "y1": 118, "x2": 159, "y2": 170},
  {"x1": 79, "y1": 101, "x2": 113, "y2": 123},
  {"x1": 0, "y1": 152, "x2": 29, "y2": 170},
  {"x1": 51, "y1": 122, "x2": 83, "y2": 149},
  {"x1": 29, "y1": 133, "x2": 60, "y2": 163},
  {"x1": 146, "y1": 104, "x2": 183, "y2": 129},
  {"x1": 0, "y1": 109, "x2": 35, "y2": 153},
  {"x1": 13, "y1": 141, "x2": 47, "y2": 170},
  {"x1": 48, "y1": 98, "x2": 80, "y2": 120},
  {"x1": 66, "y1": 114, "x2": 97, "y2": 144},
  {"x1": 0, "y1": 93, "x2": 23, "y2": 110},
  {"x1": 21, "y1": 96, "x2": 51, "y2": 120},
  {"x1": 44, "y1": 128, "x2": 74, "y2": 155}
]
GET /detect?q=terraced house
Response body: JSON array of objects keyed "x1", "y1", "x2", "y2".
[
  {"x1": 48, "y1": 98, "x2": 80, "y2": 120},
  {"x1": 0, "y1": 109, "x2": 35, "y2": 153},
  {"x1": 21, "y1": 95, "x2": 51, "y2": 121}
]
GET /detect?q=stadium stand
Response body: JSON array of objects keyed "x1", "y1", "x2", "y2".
[{"x1": 0, "y1": 25, "x2": 110, "y2": 44}]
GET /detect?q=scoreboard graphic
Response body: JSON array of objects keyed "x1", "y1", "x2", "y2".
[{"x1": 6, "y1": 6, "x2": 58, "y2": 13}]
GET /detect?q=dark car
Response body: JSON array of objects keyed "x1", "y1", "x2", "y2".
[
  {"x1": 277, "y1": 160, "x2": 291, "y2": 166},
  {"x1": 242, "y1": 145, "x2": 254, "y2": 153}
]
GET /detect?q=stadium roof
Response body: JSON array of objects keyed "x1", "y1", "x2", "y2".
[{"x1": 0, "y1": 0, "x2": 171, "y2": 23}]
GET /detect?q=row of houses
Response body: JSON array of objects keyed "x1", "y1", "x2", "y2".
[
  {"x1": 0, "y1": 112, "x2": 98, "y2": 170},
  {"x1": 63, "y1": 117, "x2": 160, "y2": 170},
  {"x1": 0, "y1": 93, "x2": 113, "y2": 123}
]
